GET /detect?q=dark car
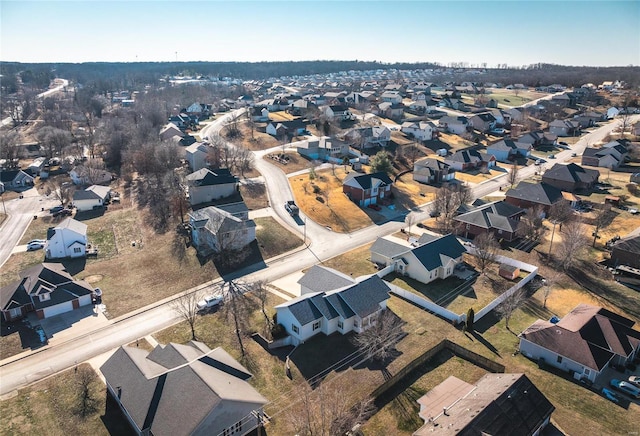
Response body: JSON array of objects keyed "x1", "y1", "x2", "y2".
[
  {"x1": 49, "y1": 205, "x2": 64, "y2": 214},
  {"x1": 53, "y1": 209, "x2": 72, "y2": 217}
]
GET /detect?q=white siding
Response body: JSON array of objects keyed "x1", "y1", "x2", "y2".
[
  {"x1": 43, "y1": 301, "x2": 74, "y2": 318},
  {"x1": 519, "y1": 338, "x2": 599, "y2": 382},
  {"x1": 74, "y1": 198, "x2": 101, "y2": 212}
]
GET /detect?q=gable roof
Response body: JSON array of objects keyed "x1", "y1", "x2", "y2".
[
  {"x1": 185, "y1": 168, "x2": 237, "y2": 186},
  {"x1": 446, "y1": 149, "x2": 494, "y2": 164},
  {"x1": 520, "y1": 303, "x2": 640, "y2": 371},
  {"x1": 454, "y1": 200, "x2": 524, "y2": 233},
  {"x1": 189, "y1": 205, "x2": 255, "y2": 235},
  {"x1": 410, "y1": 234, "x2": 467, "y2": 271},
  {"x1": 542, "y1": 163, "x2": 599, "y2": 184},
  {"x1": 54, "y1": 218, "x2": 87, "y2": 236},
  {"x1": 505, "y1": 181, "x2": 564, "y2": 206},
  {"x1": 611, "y1": 229, "x2": 640, "y2": 254},
  {"x1": 343, "y1": 171, "x2": 393, "y2": 190},
  {"x1": 100, "y1": 342, "x2": 267, "y2": 436}
]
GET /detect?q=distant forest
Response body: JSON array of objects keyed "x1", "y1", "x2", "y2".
[{"x1": 1, "y1": 60, "x2": 639, "y2": 91}]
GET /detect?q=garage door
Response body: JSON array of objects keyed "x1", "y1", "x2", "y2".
[{"x1": 43, "y1": 301, "x2": 74, "y2": 318}]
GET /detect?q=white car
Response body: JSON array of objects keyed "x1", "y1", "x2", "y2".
[
  {"x1": 27, "y1": 240, "x2": 46, "y2": 251},
  {"x1": 197, "y1": 294, "x2": 223, "y2": 311}
]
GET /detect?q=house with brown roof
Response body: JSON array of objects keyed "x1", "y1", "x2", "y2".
[
  {"x1": 444, "y1": 149, "x2": 496, "y2": 172},
  {"x1": 519, "y1": 304, "x2": 640, "y2": 383},
  {"x1": 453, "y1": 200, "x2": 525, "y2": 242},
  {"x1": 610, "y1": 228, "x2": 640, "y2": 268},
  {"x1": 541, "y1": 163, "x2": 599, "y2": 192},
  {"x1": 413, "y1": 373, "x2": 554, "y2": 436},
  {"x1": 100, "y1": 342, "x2": 267, "y2": 436},
  {"x1": 505, "y1": 181, "x2": 565, "y2": 213}
]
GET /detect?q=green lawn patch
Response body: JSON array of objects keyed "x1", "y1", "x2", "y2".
[{"x1": 255, "y1": 216, "x2": 303, "y2": 259}]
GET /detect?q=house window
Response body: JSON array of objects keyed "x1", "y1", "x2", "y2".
[
  {"x1": 73, "y1": 247, "x2": 82, "y2": 253},
  {"x1": 372, "y1": 186, "x2": 378, "y2": 196},
  {"x1": 354, "y1": 320, "x2": 359, "y2": 328},
  {"x1": 39, "y1": 293, "x2": 51, "y2": 302},
  {"x1": 584, "y1": 368, "x2": 590, "y2": 376},
  {"x1": 292, "y1": 324, "x2": 299, "y2": 334},
  {"x1": 556, "y1": 356, "x2": 563, "y2": 364},
  {"x1": 338, "y1": 321, "x2": 343, "y2": 330},
  {"x1": 313, "y1": 321, "x2": 321, "y2": 331}
]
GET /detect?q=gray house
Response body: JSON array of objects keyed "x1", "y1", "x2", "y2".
[{"x1": 188, "y1": 203, "x2": 256, "y2": 256}]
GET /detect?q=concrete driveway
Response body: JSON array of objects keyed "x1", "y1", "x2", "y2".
[{"x1": 34, "y1": 305, "x2": 110, "y2": 346}]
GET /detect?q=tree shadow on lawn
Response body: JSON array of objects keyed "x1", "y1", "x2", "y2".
[{"x1": 465, "y1": 330, "x2": 502, "y2": 358}]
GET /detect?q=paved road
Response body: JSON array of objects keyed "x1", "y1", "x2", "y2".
[
  {"x1": 0, "y1": 188, "x2": 61, "y2": 269},
  {"x1": 1, "y1": 113, "x2": 636, "y2": 396}
]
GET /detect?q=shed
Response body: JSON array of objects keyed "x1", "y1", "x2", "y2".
[
  {"x1": 499, "y1": 263, "x2": 520, "y2": 280},
  {"x1": 604, "y1": 195, "x2": 620, "y2": 206}
]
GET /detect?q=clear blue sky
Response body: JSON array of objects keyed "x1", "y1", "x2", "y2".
[{"x1": 1, "y1": 1, "x2": 639, "y2": 66}]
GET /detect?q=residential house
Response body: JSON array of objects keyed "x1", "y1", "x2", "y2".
[
  {"x1": 444, "y1": 149, "x2": 496, "y2": 172},
  {"x1": 438, "y1": 97, "x2": 467, "y2": 111},
  {"x1": 413, "y1": 374, "x2": 554, "y2": 436},
  {"x1": 185, "y1": 168, "x2": 238, "y2": 206},
  {"x1": 343, "y1": 171, "x2": 393, "y2": 206},
  {"x1": 542, "y1": 163, "x2": 599, "y2": 192},
  {"x1": 505, "y1": 181, "x2": 565, "y2": 213},
  {"x1": 274, "y1": 274, "x2": 391, "y2": 346},
  {"x1": 505, "y1": 107, "x2": 525, "y2": 123},
  {"x1": 100, "y1": 342, "x2": 267, "y2": 436},
  {"x1": 265, "y1": 119, "x2": 307, "y2": 138},
  {"x1": 486, "y1": 108, "x2": 509, "y2": 126},
  {"x1": 250, "y1": 106, "x2": 270, "y2": 122},
  {"x1": 413, "y1": 158, "x2": 455, "y2": 185},
  {"x1": 401, "y1": 121, "x2": 436, "y2": 141},
  {"x1": 72, "y1": 185, "x2": 111, "y2": 212},
  {"x1": 581, "y1": 140, "x2": 628, "y2": 169},
  {"x1": 347, "y1": 126, "x2": 391, "y2": 149},
  {"x1": 610, "y1": 228, "x2": 640, "y2": 268},
  {"x1": 607, "y1": 107, "x2": 620, "y2": 119},
  {"x1": 185, "y1": 141, "x2": 211, "y2": 172},
  {"x1": 408, "y1": 92, "x2": 437, "y2": 114},
  {"x1": 453, "y1": 200, "x2": 525, "y2": 241},
  {"x1": 551, "y1": 93, "x2": 572, "y2": 106},
  {"x1": 69, "y1": 165, "x2": 112, "y2": 186},
  {"x1": 486, "y1": 139, "x2": 532, "y2": 162},
  {"x1": 44, "y1": 218, "x2": 88, "y2": 260},
  {"x1": 380, "y1": 91, "x2": 403, "y2": 104},
  {"x1": 519, "y1": 304, "x2": 640, "y2": 383},
  {"x1": 289, "y1": 99, "x2": 317, "y2": 116},
  {"x1": 548, "y1": 119, "x2": 580, "y2": 137},
  {"x1": 0, "y1": 263, "x2": 94, "y2": 321},
  {"x1": 370, "y1": 233, "x2": 467, "y2": 284},
  {"x1": 188, "y1": 203, "x2": 256, "y2": 256},
  {"x1": 168, "y1": 114, "x2": 192, "y2": 130},
  {"x1": 324, "y1": 105, "x2": 354, "y2": 121},
  {"x1": 378, "y1": 102, "x2": 405, "y2": 120},
  {"x1": 469, "y1": 112, "x2": 497, "y2": 132},
  {"x1": 297, "y1": 265, "x2": 355, "y2": 295},
  {"x1": 0, "y1": 169, "x2": 34, "y2": 191},
  {"x1": 296, "y1": 136, "x2": 350, "y2": 162},
  {"x1": 160, "y1": 123, "x2": 185, "y2": 142},
  {"x1": 437, "y1": 116, "x2": 470, "y2": 135},
  {"x1": 516, "y1": 130, "x2": 554, "y2": 148}
]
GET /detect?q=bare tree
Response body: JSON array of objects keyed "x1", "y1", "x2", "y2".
[
  {"x1": 495, "y1": 288, "x2": 526, "y2": 331},
  {"x1": 217, "y1": 280, "x2": 258, "y2": 358},
  {"x1": 541, "y1": 272, "x2": 561, "y2": 309},
  {"x1": 591, "y1": 205, "x2": 614, "y2": 247},
  {"x1": 507, "y1": 162, "x2": 519, "y2": 188},
  {"x1": 37, "y1": 126, "x2": 72, "y2": 159},
  {"x1": 548, "y1": 200, "x2": 574, "y2": 230},
  {"x1": 557, "y1": 220, "x2": 588, "y2": 270},
  {"x1": 517, "y1": 206, "x2": 546, "y2": 241},
  {"x1": 404, "y1": 140, "x2": 422, "y2": 167},
  {"x1": 473, "y1": 232, "x2": 499, "y2": 275},
  {"x1": 404, "y1": 213, "x2": 415, "y2": 236},
  {"x1": 252, "y1": 280, "x2": 274, "y2": 335},
  {"x1": 432, "y1": 182, "x2": 472, "y2": 232},
  {"x1": 224, "y1": 112, "x2": 242, "y2": 139},
  {"x1": 285, "y1": 380, "x2": 374, "y2": 436},
  {"x1": 45, "y1": 177, "x2": 75, "y2": 206},
  {"x1": 171, "y1": 290, "x2": 204, "y2": 340},
  {"x1": 351, "y1": 309, "x2": 404, "y2": 362},
  {"x1": 0, "y1": 131, "x2": 22, "y2": 167}
]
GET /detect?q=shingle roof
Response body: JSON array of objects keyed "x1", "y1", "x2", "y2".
[
  {"x1": 185, "y1": 168, "x2": 236, "y2": 186},
  {"x1": 543, "y1": 163, "x2": 599, "y2": 184},
  {"x1": 520, "y1": 304, "x2": 640, "y2": 371},
  {"x1": 370, "y1": 237, "x2": 409, "y2": 259},
  {"x1": 343, "y1": 171, "x2": 393, "y2": 190},
  {"x1": 100, "y1": 343, "x2": 266, "y2": 436},
  {"x1": 296, "y1": 265, "x2": 355, "y2": 293},
  {"x1": 330, "y1": 275, "x2": 391, "y2": 319},
  {"x1": 611, "y1": 230, "x2": 640, "y2": 255},
  {"x1": 411, "y1": 234, "x2": 467, "y2": 271},
  {"x1": 505, "y1": 181, "x2": 563, "y2": 206},
  {"x1": 454, "y1": 201, "x2": 524, "y2": 232}
]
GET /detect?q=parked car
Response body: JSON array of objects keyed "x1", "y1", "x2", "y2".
[
  {"x1": 49, "y1": 205, "x2": 64, "y2": 214},
  {"x1": 547, "y1": 154, "x2": 556, "y2": 159},
  {"x1": 571, "y1": 153, "x2": 577, "y2": 157},
  {"x1": 610, "y1": 378, "x2": 640, "y2": 399},
  {"x1": 197, "y1": 294, "x2": 223, "y2": 311},
  {"x1": 627, "y1": 375, "x2": 640, "y2": 388},
  {"x1": 27, "y1": 241, "x2": 45, "y2": 251},
  {"x1": 629, "y1": 208, "x2": 638, "y2": 215},
  {"x1": 559, "y1": 141, "x2": 568, "y2": 146},
  {"x1": 53, "y1": 209, "x2": 72, "y2": 217},
  {"x1": 602, "y1": 387, "x2": 621, "y2": 404}
]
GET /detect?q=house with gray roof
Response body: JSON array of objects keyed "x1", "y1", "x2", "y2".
[
  {"x1": 297, "y1": 265, "x2": 355, "y2": 295},
  {"x1": 274, "y1": 274, "x2": 391, "y2": 346},
  {"x1": 444, "y1": 149, "x2": 496, "y2": 172},
  {"x1": 0, "y1": 263, "x2": 94, "y2": 321},
  {"x1": 45, "y1": 217, "x2": 88, "y2": 260},
  {"x1": 72, "y1": 184, "x2": 111, "y2": 212},
  {"x1": 370, "y1": 234, "x2": 467, "y2": 284},
  {"x1": 0, "y1": 169, "x2": 34, "y2": 192},
  {"x1": 486, "y1": 139, "x2": 531, "y2": 162},
  {"x1": 519, "y1": 304, "x2": 640, "y2": 383},
  {"x1": 453, "y1": 200, "x2": 525, "y2": 241},
  {"x1": 541, "y1": 163, "x2": 599, "y2": 192},
  {"x1": 413, "y1": 158, "x2": 455, "y2": 185},
  {"x1": 185, "y1": 168, "x2": 237, "y2": 206},
  {"x1": 610, "y1": 228, "x2": 640, "y2": 269},
  {"x1": 100, "y1": 342, "x2": 267, "y2": 436},
  {"x1": 505, "y1": 181, "x2": 565, "y2": 213},
  {"x1": 188, "y1": 204, "x2": 255, "y2": 256},
  {"x1": 343, "y1": 171, "x2": 393, "y2": 207},
  {"x1": 581, "y1": 140, "x2": 628, "y2": 169}
]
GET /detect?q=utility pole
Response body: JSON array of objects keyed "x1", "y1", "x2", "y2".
[{"x1": 548, "y1": 220, "x2": 558, "y2": 257}]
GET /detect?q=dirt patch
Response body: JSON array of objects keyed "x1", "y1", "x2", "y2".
[{"x1": 83, "y1": 275, "x2": 103, "y2": 284}]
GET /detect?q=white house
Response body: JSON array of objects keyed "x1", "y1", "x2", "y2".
[
  {"x1": 401, "y1": 121, "x2": 436, "y2": 141},
  {"x1": 185, "y1": 141, "x2": 211, "y2": 172},
  {"x1": 607, "y1": 107, "x2": 620, "y2": 119},
  {"x1": 69, "y1": 165, "x2": 112, "y2": 186},
  {"x1": 370, "y1": 234, "x2": 467, "y2": 284},
  {"x1": 437, "y1": 116, "x2": 469, "y2": 135},
  {"x1": 45, "y1": 218, "x2": 88, "y2": 259},
  {"x1": 519, "y1": 304, "x2": 640, "y2": 383},
  {"x1": 185, "y1": 168, "x2": 237, "y2": 206},
  {"x1": 72, "y1": 185, "x2": 111, "y2": 212},
  {"x1": 274, "y1": 273, "x2": 391, "y2": 346},
  {"x1": 159, "y1": 122, "x2": 184, "y2": 141}
]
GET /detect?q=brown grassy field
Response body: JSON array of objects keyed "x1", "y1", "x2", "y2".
[{"x1": 263, "y1": 151, "x2": 312, "y2": 174}]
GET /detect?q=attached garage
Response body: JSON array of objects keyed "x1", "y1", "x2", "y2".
[{"x1": 42, "y1": 301, "x2": 74, "y2": 318}]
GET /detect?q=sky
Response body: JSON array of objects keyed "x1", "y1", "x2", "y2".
[{"x1": 1, "y1": 0, "x2": 639, "y2": 66}]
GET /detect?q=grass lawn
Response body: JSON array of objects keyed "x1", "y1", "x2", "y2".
[
  {"x1": 255, "y1": 216, "x2": 303, "y2": 259},
  {"x1": 289, "y1": 167, "x2": 374, "y2": 233},
  {"x1": 455, "y1": 167, "x2": 505, "y2": 184},
  {"x1": 0, "y1": 364, "x2": 130, "y2": 436},
  {"x1": 239, "y1": 181, "x2": 269, "y2": 210}
]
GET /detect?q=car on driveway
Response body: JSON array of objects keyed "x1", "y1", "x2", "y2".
[
  {"x1": 53, "y1": 209, "x2": 72, "y2": 218},
  {"x1": 27, "y1": 240, "x2": 45, "y2": 251},
  {"x1": 49, "y1": 205, "x2": 64, "y2": 214},
  {"x1": 602, "y1": 387, "x2": 621, "y2": 404},
  {"x1": 610, "y1": 378, "x2": 640, "y2": 399},
  {"x1": 197, "y1": 294, "x2": 223, "y2": 311},
  {"x1": 628, "y1": 375, "x2": 640, "y2": 388}
]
